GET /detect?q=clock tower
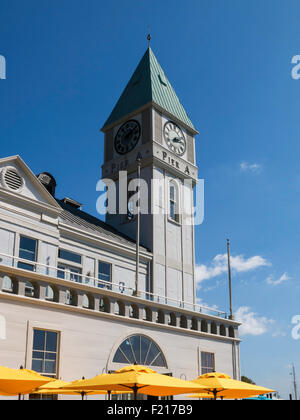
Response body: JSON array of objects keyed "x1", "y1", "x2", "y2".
[{"x1": 101, "y1": 47, "x2": 199, "y2": 305}]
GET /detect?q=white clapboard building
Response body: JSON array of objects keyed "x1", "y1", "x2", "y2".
[{"x1": 0, "y1": 47, "x2": 240, "y2": 400}]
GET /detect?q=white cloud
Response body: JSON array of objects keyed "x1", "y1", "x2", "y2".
[
  {"x1": 235, "y1": 306, "x2": 274, "y2": 336},
  {"x1": 266, "y1": 272, "x2": 290, "y2": 286},
  {"x1": 195, "y1": 254, "x2": 270, "y2": 286},
  {"x1": 240, "y1": 162, "x2": 262, "y2": 174},
  {"x1": 272, "y1": 331, "x2": 286, "y2": 338}
]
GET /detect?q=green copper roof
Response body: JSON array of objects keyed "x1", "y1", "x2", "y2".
[{"x1": 102, "y1": 48, "x2": 195, "y2": 131}]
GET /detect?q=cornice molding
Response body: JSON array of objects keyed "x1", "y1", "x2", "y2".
[{"x1": 0, "y1": 292, "x2": 241, "y2": 343}]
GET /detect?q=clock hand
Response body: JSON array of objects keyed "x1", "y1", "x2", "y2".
[{"x1": 123, "y1": 129, "x2": 134, "y2": 145}]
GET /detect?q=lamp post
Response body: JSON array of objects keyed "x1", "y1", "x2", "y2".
[{"x1": 134, "y1": 154, "x2": 142, "y2": 297}]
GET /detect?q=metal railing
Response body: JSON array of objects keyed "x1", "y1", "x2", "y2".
[{"x1": 0, "y1": 252, "x2": 227, "y2": 318}]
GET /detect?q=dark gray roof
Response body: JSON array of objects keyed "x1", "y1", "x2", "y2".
[{"x1": 57, "y1": 199, "x2": 148, "y2": 252}]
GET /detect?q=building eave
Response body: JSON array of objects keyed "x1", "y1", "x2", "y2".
[{"x1": 58, "y1": 222, "x2": 153, "y2": 261}]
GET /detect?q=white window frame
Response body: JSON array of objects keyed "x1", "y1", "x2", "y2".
[
  {"x1": 57, "y1": 248, "x2": 83, "y2": 283},
  {"x1": 168, "y1": 179, "x2": 181, "y2": 224},
  {"x1": 200, "y1": 351, "x2": 215, "y2": 375},
  {"x1": 17, "y1": 234, "x2": 38, "y2": 271}
]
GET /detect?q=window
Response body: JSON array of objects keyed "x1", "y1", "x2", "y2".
[
  {"x1": 57, "y1": 265, "x2": 82, "y2": 283},
  {"x1": 58, "y1": 249, "x2": 82, "y2": 265},
  {"x1": 18, "y1": 236, "x2": 37, "y2": 271},
  {"x1": 57, "y1": 249, "x2": 82, "y2": 283},
  {"x1": 112, "y1": 335, "x2": 167, "y2": 368},
  {"x1": 201, "y1": 352, "x2": 215, "y2": 375},
  {"x1": 169, "y1": 181, "x2": 180, "y2": 223},
  {"x1": 98, "y1": 261, "x2": 112, "y2": 289},
  {"x1": 32, "y1": 329, "x2": 59, "y2": 378}
]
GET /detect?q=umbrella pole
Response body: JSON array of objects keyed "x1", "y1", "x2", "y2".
[
  {"x1": 107, "y1": 391, "x2": 111, "y2": 401},
  {"x1": 81, "y1": 377, "x2": 86, "y2": 400},
  {"x1": 133, "y1": 385, "x2": 138, "y2": 401},
  {"x1": 19, "y1": 365, "x2": 23, "y2": 400},
  {"x1": 213, "y1": 390, "x2": 217, "y2": 401}
]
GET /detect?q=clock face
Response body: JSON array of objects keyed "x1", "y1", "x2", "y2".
[
  {"x1": 114, "y1": 120, "x2": 141, "y2": 155},
  {"x1": 164, "y1": 121, "x2": 186, "y2": 156}
]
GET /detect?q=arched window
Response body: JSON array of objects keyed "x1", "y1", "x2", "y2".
[
  {"x1": 229, "y1": 326, "x2": 235, "y2": 338},
  {"x1": 169, "y1": 180, "x2": 180, "y2": 223},
  {"x1": 112, "y1": 335, "x2": 167, "y2": 368}
]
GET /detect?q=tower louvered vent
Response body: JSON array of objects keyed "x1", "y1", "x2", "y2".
[{"x1": 3, "y1": 168, "x2": 23, "y2": 191}]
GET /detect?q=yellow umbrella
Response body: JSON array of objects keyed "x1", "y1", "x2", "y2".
[
  {"x1": 61, "y1": 365, "x2": 207, "y2": 399},
  {"x1": 0, "y1": 366, "x2": 53, "y2": 397},
  {"x1": 33, "y1": 379, "x2": 131, "y2": 400},
  {"x1": 188, "y1": 393, "x2": 214, "y2": 399},
  {"x1": 191, "y1": 372, "x2": 275, "y2": 400}
]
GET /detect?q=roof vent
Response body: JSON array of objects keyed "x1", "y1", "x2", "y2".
[
  {"x1": 1, "y1": 167, "x2": 24, "y2": 192},
  {"x1": 62, "y1": 197, "x2": 82, "y2": 210},
  {"x1": 37, "y1": 172, "x2": 57, "y2": 197}
]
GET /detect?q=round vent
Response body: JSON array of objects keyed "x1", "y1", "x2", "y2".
[{"x1": 1, "y1": 168, "x2": 24, "y2": 192}]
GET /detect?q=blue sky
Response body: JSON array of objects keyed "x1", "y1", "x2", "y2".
[{"x1": 1, "y1": 0, "x2": 300, "y2": 398}]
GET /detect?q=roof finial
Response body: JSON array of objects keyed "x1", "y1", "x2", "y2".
[{"x1": 147, "y1": 27, "x2": 151, "y2": 48}]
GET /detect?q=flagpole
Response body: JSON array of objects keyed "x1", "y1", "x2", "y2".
[
  {"x1": 227, "y1": 238, "x2": 233, "y2": 320},
  {"x1": 292, "y1": 363, "x2": 298, "y2": 400}
]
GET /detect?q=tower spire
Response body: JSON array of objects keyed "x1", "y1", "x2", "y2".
[{"x1": 147, "y1": 28, "x2": 151, "y2": 48}]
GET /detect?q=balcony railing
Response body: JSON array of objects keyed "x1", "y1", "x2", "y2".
[{"x1": 0, "y1": 252, "x2": 227, "y2": 319}]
